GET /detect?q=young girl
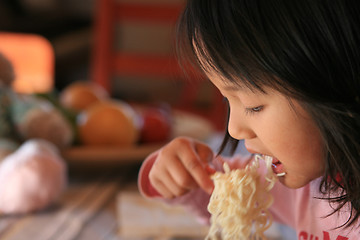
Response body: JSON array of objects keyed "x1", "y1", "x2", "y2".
[{"x1": 138, "y1": 0, "x2": 360, "y2": 238}]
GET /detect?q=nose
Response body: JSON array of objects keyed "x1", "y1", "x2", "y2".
[{"x1": 227, "y1": 109, "x2": 256, "y2": 140}]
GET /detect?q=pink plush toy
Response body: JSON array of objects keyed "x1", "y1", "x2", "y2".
[{"x1": 0, "y1": 139, "x2": 67, "y2": 214}]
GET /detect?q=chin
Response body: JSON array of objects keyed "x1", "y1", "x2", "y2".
[{"x1": 278, "y1": 177, "x2": 312, "y2": 189}]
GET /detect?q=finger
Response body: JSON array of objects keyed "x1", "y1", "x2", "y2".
[
  {"x1": 150, "y1": 162, "x2": 189, "y2": 198},
  {"x1": 161, "y1": 170, "x2": 189, "y2": 197},
  {"x1": 205, "y1": 165, "x2": 216, "y2": 175},
  {"x1": 195, "y1": 142, "x2": 214, "y2": 165},
  {"x1": 149, "y1": 163, "x2": 176, "y2": 198},
  {"x1": 178, "y1": 146, "x2": 214, "y2": 194},
  {"x1": 151, "y1": 177, "x2": 174, "y2": 199},
  {"x1": 167, "y1": 157, "x2": 199, "y2": 190}
]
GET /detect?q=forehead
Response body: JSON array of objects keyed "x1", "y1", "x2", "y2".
[
  {"x1": 203, "y1": 66, "x2": 268, "y2": 96},
  {"x1": 205, "y1": 72, "x2": 270, "y2": 101},
  {"x1": 192, "y1": 37, "x2": 270, "y2": 94}
]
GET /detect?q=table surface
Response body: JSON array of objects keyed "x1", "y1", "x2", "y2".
[
  {"x1": 0, "y1": 162, "x2": 296, "y2": 240},
  {"x1": 0, "y1": 164, "x2": 139, "y2": 240}
]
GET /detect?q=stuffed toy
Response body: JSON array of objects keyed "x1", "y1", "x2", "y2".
[{"x1": 0, "y1": 53, "x2": 72, "y2": 215}]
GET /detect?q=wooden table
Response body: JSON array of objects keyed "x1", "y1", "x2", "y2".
[
  {"x1": 0, "y1": 149, "x2": 296, "y2": 240},
  {"x1": 0, "y1": 164, "x2": 140, "y2": 240}
]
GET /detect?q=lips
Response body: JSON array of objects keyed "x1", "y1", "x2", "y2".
[
  {"x1": 247, "y1": 145, "x2": 287, "y2": 177},
  {"x1": 271, "y1": 158, "x2": 286, "y2": 176}
]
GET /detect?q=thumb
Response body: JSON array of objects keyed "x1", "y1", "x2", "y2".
[{"x1": 194, "y1": 142, "x2": 214, "y2": 165}]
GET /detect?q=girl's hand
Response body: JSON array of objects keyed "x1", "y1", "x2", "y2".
[{"x1": 148, "y1": 137, "x2": 215, "y2": 199}]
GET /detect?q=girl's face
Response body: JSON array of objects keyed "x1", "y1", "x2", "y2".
[{"x1": 209, "y1": 73, "x2": 325, "y2": 188}]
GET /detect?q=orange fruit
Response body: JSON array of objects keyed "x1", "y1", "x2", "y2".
[
  {"x1": 76, "y1": 100, "x2": 140, "y2": 146},
  {"x1": 59, "y1": 81, "x2": 109, "y2": 112}
]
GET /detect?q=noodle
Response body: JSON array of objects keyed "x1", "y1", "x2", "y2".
[{"x1": 206, "y1": 155, "x2": 277, "y2": 240}]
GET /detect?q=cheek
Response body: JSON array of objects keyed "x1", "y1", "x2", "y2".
[
  {"x1": 276, "y1": 123, "x2": 325, "y2": 186},
  {"x1": 274, "y1": 133, "x2": 325, "y2": 189},
  {"x1": 260, "y1": 107, "x2": 325, "y2": 173}
]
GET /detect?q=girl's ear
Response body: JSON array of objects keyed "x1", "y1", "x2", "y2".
[{"x1": 0, "y1": 53, "x2": 15, "y2": 87}]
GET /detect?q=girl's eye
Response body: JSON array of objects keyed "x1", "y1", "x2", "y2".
[{"x1": 245, "y1": 105, "x2": 264, "y2": 115}]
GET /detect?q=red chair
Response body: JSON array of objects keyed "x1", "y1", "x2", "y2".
[{"x1": 91, "y1": 0, "x2": 226, "y2": 131}]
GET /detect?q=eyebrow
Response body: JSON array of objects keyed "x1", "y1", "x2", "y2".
[
  {"x1": 216, "y1": 76, "x2": 248, "y2": 92},
  {"x1": 222, "y1": 82, "x2": 268, "y2": 95},
  {"x1": 223, "y1": 85, "x2": 242, "y2": 91},
  {"x1": 222, "y1": 83, "x2": 246, "y2": 92}
]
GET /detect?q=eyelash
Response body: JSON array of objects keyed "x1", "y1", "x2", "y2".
[{"x1": 245, "y1": 105, "x2": 264, "y2": 115}]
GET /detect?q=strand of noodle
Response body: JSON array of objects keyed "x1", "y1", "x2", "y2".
[{"x1": 206, "y1": 155, "x2": 278, "y2": 240}]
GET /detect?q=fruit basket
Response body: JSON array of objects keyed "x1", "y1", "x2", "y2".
[
  {"x1": 61, "y1": 142, "x2": 164, "y2": 165},
  {"x1": 61, "y1": 110, "x2": 216, "y2": 165}
]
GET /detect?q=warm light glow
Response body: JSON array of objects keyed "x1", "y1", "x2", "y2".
[{"x1": 0, "y1": 32, "x2": 54, "y2": 93}]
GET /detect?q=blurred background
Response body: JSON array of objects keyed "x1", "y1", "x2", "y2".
[
  {"x1": 0, "y1": 0, "x2": 95, "y2": 90},
  {"x1": 0, "y1": 0, "x2": 226, "y2": 239},
  {"x1": 0, "y1": 1, "x2": 295, "y2": 239},
  {"x1": 0, "y1": 0, "x2": 224, "y2": 114}
]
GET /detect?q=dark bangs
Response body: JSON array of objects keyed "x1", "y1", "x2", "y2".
[
  {"x1": 177, "y1": 0, "x2": 360, "y2": 104},
  {"x1": 175, "y1": 0, "x2": 287, "y2": 93}
]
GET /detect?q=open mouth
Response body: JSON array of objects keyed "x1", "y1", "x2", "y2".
[
  {"x1": 271, "y1": 158, "x2": 286, "y2": 177},
  {"x1": 256, "y1": 154, "x2": 286, "y2": 177}
]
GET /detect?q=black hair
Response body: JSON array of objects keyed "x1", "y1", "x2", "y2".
[{"x1": 176, "y1": 0, "x2": 360, "y2": 229}]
